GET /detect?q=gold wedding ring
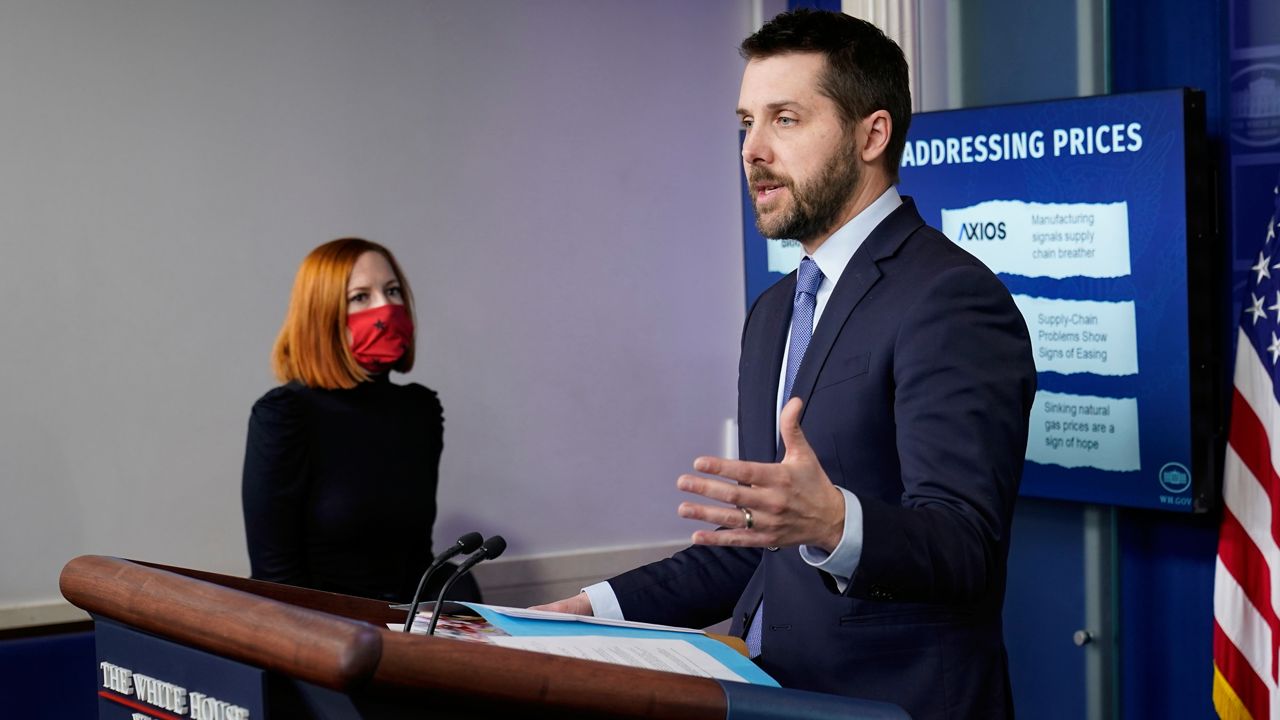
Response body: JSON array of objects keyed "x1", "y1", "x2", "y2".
[{"x1": 739, "y1": 506, "x2": 754, "y2": 530}]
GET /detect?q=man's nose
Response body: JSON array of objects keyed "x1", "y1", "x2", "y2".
[{"x1": 741, "y1": 129, "x2": 772, "y2": 165}]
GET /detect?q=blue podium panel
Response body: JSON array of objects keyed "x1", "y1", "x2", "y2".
[
  {"x1": 720, "y1": 681, "x2": 910, "y2": 720},
  {"x1": 0, "y1": 631, "x2": 97, "y2": 720}
]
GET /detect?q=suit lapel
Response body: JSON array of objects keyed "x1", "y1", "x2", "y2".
[
  {"x1": 741, "y1": 275, "x2": 793, "y2": 463},
  {"x1": 788, "y1": 200, "x2": 926, "y2": 422}
]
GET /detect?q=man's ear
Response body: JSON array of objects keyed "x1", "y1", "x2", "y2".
[{"x1": 859, "y1": 110, "x2": 893, "y2": 165}]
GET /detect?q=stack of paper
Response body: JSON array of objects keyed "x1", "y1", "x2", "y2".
[{"x1": 389, "y1": 602, "x2": 777, "y2": 687}]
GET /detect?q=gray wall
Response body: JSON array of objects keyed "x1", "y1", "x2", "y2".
[{"x1": 0, "y1": 0, "x2": 751, "y2": 610}]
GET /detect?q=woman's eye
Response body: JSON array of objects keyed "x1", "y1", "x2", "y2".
[
  {"x1": 778, "y1": 116, "x2": 796, "y2": 126},
  {"x1": 348, "y1": 292, "x2": 368, "y2": 304},
  {"x1": 387, "y1": 286, "x2": 402, "y2": 298}
]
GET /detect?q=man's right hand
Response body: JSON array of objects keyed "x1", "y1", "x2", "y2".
[{"x1": 530, "y1": 591, "x2": 594, "y2": 616}]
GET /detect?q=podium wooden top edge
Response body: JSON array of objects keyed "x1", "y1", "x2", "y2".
[
  {"x1": 58, "y1": 556, "x2": 732, "y2": 719},
  {"x1": 59, "y1": 555, "x2": 382, "y2": 691}
]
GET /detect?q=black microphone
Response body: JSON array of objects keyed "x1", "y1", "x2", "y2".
[
  {"x1": 426, "y1": 535, "x2": 507, "y2": 636},
  {"x1": 402, "y1": 532, "x2": 484, "y2": 633}
]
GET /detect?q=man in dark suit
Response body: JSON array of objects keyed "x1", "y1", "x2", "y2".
[{"x1": 538, "y1": 10, "x2": 1035, "y2": 719}]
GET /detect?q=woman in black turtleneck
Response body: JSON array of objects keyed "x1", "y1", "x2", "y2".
[{"x1": 242, "y1": 238, "x2": 447, "y2": 603}]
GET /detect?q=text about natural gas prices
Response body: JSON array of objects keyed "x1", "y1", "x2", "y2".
[{"x1": 1025, "y1": 390, "x2": 1140, "y2": 471}]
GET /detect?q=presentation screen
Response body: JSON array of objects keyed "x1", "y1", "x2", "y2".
[{"x1": 741, "y1": 89, "x2": 1217, "y2": 512}]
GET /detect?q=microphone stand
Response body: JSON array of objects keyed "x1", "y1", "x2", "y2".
[
  {"x1": 426, "y1": 536, "x2": 506, "y2": 636},
  {"x1": 402, "y1": 531, "x2": 483, "y2": 633}
]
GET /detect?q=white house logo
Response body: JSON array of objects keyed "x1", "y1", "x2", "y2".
[
  {"x1": 1158, "y1": 462, "x2": 1192, "y2": 494},
  {"x1": 99, "y1": 661, "x2": 249, "y2": 720},
  {"x1": 1231, "y1": 64, "x2": 1280, "y2": 148}
]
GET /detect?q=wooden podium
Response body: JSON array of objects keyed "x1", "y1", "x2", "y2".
[{"x1": 60, "y1": 555, "x2": 909, "y2": 719}]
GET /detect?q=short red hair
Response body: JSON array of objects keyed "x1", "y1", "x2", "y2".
[{"x1": 271, "y1": 238, "x2": 416, "y2": 389}]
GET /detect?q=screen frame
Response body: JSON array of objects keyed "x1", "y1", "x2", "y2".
[{"x1": 739, "y1": 88, "x2": 1223, "y2": 513}]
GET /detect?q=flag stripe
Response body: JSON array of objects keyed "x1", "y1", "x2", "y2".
[
  {"x1": 1226, "y1": 340, "x2": 1280, "y2": 637},
  {"x1": 1218, "y1": 503, "x2": 1280, "y2": 681},
  {"x1": 1229, "y1": 386, "x2": 1280, "y2": 554},
  {"x1": 1216, "y1": 554, "x2": 1276, "y2": 691},
  {"x1": 1219, "y1": 504, "x2": 1280, "y2": 637},
  {"x1": 1223, "y1": 412, "x2": 1280, "y2": 630},
  {"x1": 1230, "y1": 334, "x2": 1280, "y2": 547},
  {"x1": 1215, "y1": 621, "x2": 1271, "y2": 720}
]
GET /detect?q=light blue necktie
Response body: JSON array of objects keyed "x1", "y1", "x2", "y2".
[{"x1": 745, "y1": 256, "x2": 824, "y2": 657}]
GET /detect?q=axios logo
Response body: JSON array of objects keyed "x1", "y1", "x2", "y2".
[{"x1": 957, "y1": 221, "x2": 1007, "y2": 241}]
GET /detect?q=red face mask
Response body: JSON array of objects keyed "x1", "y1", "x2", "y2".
[{"x1": 347, "y1": 304, "x2": 413, "y2": 372}]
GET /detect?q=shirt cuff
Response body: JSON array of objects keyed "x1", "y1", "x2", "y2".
[
  {"x1": 799, "y1": 487, "x2": 863, "y2": 593},
  {"x1": 582, "y1": 581, "x2": 625, "y2": 620}
]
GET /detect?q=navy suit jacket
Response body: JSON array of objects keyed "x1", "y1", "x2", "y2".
[{"x1": 609, "y1": 199, "x2": 1036, "y2": 719}]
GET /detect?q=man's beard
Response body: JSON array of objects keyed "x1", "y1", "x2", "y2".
[{"x1": 749, "y1": 146, "x2": 861, "y2": 244}]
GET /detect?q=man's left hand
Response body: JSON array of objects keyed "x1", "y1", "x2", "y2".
[{"x1": 677, "y1": 397, "x2": 846, "y2": 552}]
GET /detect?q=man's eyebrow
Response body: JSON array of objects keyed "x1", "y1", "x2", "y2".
[{"x1": 736, "y1": 100, "x2": 804, "y2": 116}]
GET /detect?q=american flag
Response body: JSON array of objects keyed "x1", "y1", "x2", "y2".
[{"x1": 1215, "y1": 178, "x2": 1280, "y2": 720}]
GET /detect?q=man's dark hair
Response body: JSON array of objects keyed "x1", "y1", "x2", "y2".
[{"x1": 741, "y1": 9, "x2": 911, "y2": 181}]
